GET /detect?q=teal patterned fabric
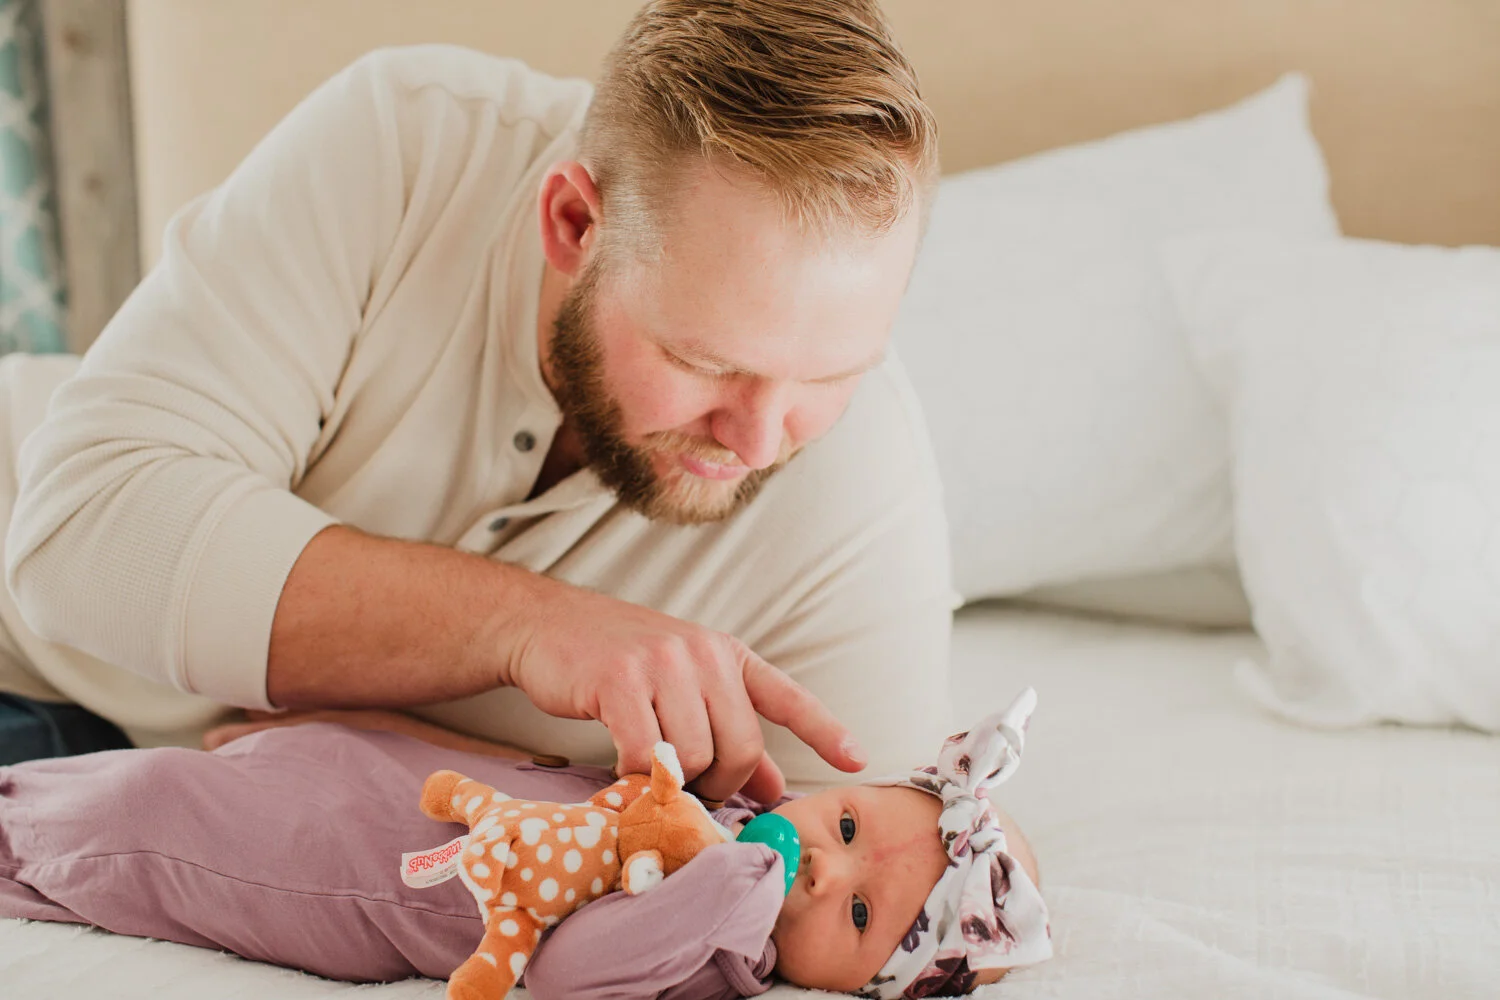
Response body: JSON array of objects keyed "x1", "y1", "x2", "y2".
[{"x1": 0, "y1": 0, "x2": 67, "y2": 354}]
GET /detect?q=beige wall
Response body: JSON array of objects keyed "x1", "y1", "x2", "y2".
[{"x1": 128, "y1": 0, "x2": 1500, "y2": 269}]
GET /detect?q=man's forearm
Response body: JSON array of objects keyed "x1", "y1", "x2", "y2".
[
  {"x1": 203, "y1": 708, "x2": 535, "y2": 760},
  {"x1": 266, "y1": 525, "x2": 537, "y2": 709}
]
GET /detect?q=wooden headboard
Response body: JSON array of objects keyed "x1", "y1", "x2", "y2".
[{"x1": 42, "y1": 0, "x2": 1500, "y2": 349}]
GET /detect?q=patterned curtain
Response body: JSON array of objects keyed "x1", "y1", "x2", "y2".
[{"x1": 0, "y1": 0, "x2": 66, "y2": 354}]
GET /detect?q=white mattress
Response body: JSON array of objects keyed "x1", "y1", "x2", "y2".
[{"x1": 3, "y1": 605, "x2": 1497, "y2": 999}]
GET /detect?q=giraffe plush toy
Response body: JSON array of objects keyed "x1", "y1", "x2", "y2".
[{"x1": 405, "y1": 742, "x2": 731, "y2": 1000}]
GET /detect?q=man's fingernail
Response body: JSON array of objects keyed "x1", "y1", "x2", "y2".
[{"x1": 842, "y1": 735, "x2": 867, "y2": 764}]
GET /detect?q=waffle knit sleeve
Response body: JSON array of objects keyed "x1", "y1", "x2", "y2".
[{"x1": 2, "y1": 52, "x2": 414, "y2": 708}]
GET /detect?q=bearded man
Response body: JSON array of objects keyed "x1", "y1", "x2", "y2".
[{"x1": 0, "y1": 0, "x2": 955, "y2": 802}]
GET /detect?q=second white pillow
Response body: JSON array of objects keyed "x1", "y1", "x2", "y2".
[
  {"x1": 1168, "y1": 232, "x2": 1500, "y2": 731},
  {"x1": 895, "y1": 74, "x2": 1338, "y2": 605}
]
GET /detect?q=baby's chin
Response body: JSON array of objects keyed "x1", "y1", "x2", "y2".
[{"x1": 764, "y1": 863, "x2": 807, "y2": 978}]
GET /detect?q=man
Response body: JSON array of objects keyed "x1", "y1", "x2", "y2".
[{"x1": 0, "y1": 0, "x2": 956, "y2": 801}]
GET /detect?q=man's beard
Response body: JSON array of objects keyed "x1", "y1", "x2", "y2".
[{"x1": 547, "y1": 268, "x2": 795, "y2": 525}]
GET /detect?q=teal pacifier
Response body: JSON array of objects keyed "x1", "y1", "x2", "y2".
[{"x1": 736, "y1": 812, "x2": 801, "y2": 895}]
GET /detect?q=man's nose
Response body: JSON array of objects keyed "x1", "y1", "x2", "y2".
[{"x1": 713, "y1": 381, "x2": 790, "y2": 471}]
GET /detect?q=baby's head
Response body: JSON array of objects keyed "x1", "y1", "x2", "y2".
[
  {"x1": 769, "y1": 786, "x2": 1039, "y2": 992},
  {"x1": 767, "y1": 690, "x2": 1051, "y2": 998}
]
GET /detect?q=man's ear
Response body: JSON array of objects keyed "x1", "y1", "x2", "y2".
[{"x1": 537, "y1": 160, "x2": 603, "y2": 278}]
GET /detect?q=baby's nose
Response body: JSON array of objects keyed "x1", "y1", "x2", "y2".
[{"x1": 804, "y1": 847, "x2": 851, "y2": 896}]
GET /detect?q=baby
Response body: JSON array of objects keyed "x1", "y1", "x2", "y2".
[
  {"x1": 750, "y1": 690, "x2": 1050, "y2": 997},
  {"x1": 0, "y1": 693, "x2": 1050, "y2": 998}
]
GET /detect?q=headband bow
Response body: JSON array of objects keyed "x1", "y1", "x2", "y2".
[{"x1": 858, "y1": 688, "x2": 1052, "y2": 998}]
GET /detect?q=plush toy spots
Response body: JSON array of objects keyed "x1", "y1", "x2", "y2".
[
  {"x1": 418, "y1": 772, "x2": 635, "y2": 995},
  {"x1": 411, "y1": 742, "x2": 729, "y2": 1000}
]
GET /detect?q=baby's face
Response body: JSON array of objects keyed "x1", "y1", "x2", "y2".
[{"x1": 769, "y1": 785, "x2": 946, "y2": 992}]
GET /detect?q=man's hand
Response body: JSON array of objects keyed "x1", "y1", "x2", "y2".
[
  {"x1": 266, "y1": 526, "x2": 864, "y2": 803},
  {"x1": 499, "y1": 574, "x2": 868, "y2": 803}
]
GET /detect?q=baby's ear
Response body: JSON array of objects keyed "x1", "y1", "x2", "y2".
[{"x1": 649, "y1": 742, "x2": 685, "y2": 803}]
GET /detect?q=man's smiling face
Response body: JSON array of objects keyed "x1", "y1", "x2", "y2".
[{"x1": 542, "y1": 160, "x2": 922, "y2": 524}]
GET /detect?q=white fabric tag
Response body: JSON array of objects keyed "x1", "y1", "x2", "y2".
[{"x1": 400, "y1": 835, "x2": 468, "y2": 889}]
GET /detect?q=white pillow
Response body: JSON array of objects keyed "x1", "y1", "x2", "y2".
[
  {"x1": 894, "y1": 73, "x2": 1339, "y2": 607},
  {"x1": 1167, "y1": 233, "x2": 1500, "y2": 731}
]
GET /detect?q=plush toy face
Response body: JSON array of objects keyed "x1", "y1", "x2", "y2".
[
  {"x1": 615, "y1": 741, "x2": 730, "y2": 890},
  {"x1": 410, "y1": 742, "x2": 729, "y2": 1000}
]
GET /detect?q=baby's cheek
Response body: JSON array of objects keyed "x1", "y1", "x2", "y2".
[{"x1": 771, "y1": 908, "x2": 864, "y2": 993}]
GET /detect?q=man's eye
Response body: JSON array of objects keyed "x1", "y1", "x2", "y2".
[
  {"x1": 851, "y1": 896, "x2": 870, "y2": 932},
  {"x1": 840, "y1": 812, "x2": 856, "y2": 844},
  {"x1": 667, "y1": 353, "x2": 726, "y2": 378}
]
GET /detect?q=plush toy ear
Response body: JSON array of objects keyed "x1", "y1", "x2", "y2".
[{"x1": 649, "y1": 741, "x2": 685, "y2": 804}]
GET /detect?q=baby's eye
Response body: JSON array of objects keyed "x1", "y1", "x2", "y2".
[
  {"x1": 839, "y1": 812, "x2": 856, "y2": 844},
  {"x1": 851, "y1": 896, "x2": 870, "y2": 932}
]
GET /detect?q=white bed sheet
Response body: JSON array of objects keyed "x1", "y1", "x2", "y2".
[{"x1": 3, "y1": 605, "x2": 1497, "y2": 999}]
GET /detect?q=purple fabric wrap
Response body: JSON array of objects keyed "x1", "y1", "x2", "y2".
[
  {"x1": 0, "y1": 723, "x2": 779, "y2": 998},
  {"x1": 524, "y1": 843, "x2": 781, "y2": 1000}
]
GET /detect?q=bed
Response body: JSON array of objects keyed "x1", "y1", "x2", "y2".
[
  {"x1": 9, "y1": 0, "x2": 1500, "y2": 997},
  {"x1": 5, "y1": 603, "x2": 1497, "y2": 998}
]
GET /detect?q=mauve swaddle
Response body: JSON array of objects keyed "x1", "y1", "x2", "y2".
[{"x1": 0, "y1": 723, "x2": 780, "y2": 996}]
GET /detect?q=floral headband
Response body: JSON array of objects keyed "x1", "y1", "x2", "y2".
[{"x1": 857, "y1": 688, "x2": 1052, "y2": 998}]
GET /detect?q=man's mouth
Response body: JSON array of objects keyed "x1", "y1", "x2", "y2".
[{"x1": 678, "y1": 453, "x2": 748, "y2": 480}]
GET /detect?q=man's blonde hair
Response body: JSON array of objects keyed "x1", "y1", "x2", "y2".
[{"x1": 580, "y1": 0, "x2": 938, "y2": 254}]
